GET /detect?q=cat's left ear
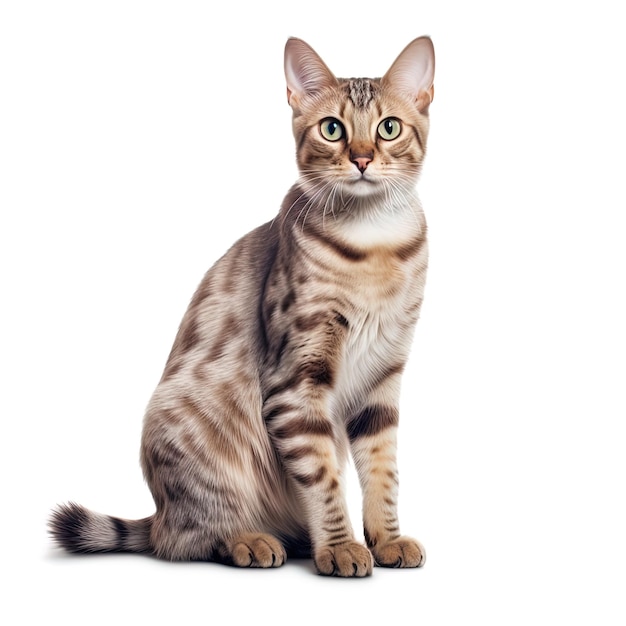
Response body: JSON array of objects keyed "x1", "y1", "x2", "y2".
[
  {"x1": 284, "y1": 38, "x2": 338, "y2": 107},
  {"x1": 382, "y1": 36, "x2": 435, "y2": 113}
]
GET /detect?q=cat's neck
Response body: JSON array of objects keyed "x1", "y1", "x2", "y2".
[{"x1": 281, "y1": 183, "x2": 425, "y2": 252}]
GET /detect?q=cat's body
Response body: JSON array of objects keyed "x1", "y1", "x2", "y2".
[{"x1": 50, "y1": 36, "x2": 435, "y2": 577}]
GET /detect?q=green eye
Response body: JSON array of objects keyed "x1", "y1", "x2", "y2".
[
  {"x1": 320, "y1": 118, "x2": 345, "y2": 142},
  {"x1": 377, "y1": 118, "x2": 402, "y2": 140}
]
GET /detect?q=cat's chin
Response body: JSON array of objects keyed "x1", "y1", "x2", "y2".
[{"x1": 345, "y1": 177, "x2": 383, "y2": 199}]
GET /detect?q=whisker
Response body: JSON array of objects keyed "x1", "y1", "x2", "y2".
[{"x1": 296, "y1": 179, "x2": 336, "y2": 230}]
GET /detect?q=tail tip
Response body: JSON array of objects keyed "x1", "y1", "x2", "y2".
[{"x1": 48, "y1": 502, "x2": 93, "y2": 553}]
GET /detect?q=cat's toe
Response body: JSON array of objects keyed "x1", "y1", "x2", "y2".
[
  {"x1": 372, "y1": 536, "x2": 425, "y2": 568},
  {"x1": 315, "y1": 541, "x2": 373, "y2": 577},
  {"x1": 231, "y1": 533, "x2": 286, "y2": 568}
]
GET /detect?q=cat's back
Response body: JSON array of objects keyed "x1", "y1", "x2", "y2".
[
  {"x1": 141, "y1": 220, "x2": 284, "y2": 497},
  {"x1": 155, "y1": 220, "x2": 279, "y2": 390}
]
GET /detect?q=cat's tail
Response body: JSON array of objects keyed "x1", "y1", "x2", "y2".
[{"x1": 49, "y1": 502, "x2": 153, "y2": 554}]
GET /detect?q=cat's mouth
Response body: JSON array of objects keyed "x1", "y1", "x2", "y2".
[{"x1": 347, "y1": 172, "x2": 380, "y2": 194}]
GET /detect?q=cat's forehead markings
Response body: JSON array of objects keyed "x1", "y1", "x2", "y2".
[{"x1": 345, "y1": 78, "x2": 375, "y2": 109}]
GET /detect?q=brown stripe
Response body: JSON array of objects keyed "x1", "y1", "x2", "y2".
[
  {"x1": 410, "y1": 124, "x2": 424, "y2": 151},
  {"x1": 370, "y1": 362, "x2": 404, "y2": 391},
  {"x1": 263, "y1": 403, "x2": 295, "y2": 423},
  {"x1": 333, "y1": 310, "x2": 349, "y2": 328},
  {"x1": 282, "y1": 444, "x2": 317, "y2": 462},
  {"x1": 294, "y1": 312, "x2": 328, "y2": 332},
  {"x1": 161, "y1": 358, "x2": 182, "y2": 382},
  {"x1": 272, "y1": 417, "x2": 334, "y2": 440},
  {"x1": 394, "y1": 233, "x2": 427, "y2": 261},
  {"x1": 326, "y1": 532, "x2": 351, "y2": 546},
  {"x1": 323, "y1": 518, "x2": 347, "y2": 531},
  {"x1": 178, "y1": 318, "x2": 199, "y2": 353},
  {"x1": 308, "y1": 226, "x2": 367, "y2": 262},
  {"x1": 263, "y1": 375, "x2": 299, "y2": 401},
  {"x1": 295, "y1": 358, "x2": 335, "y2": 387},
  {"x1": 206, "y1": 314, "x2": 241, "y2": 362},
  {"x1": 281, "y1": 290, "x2": 296, "y2": 312},
  {"x1": 346, "y1": 405, "x2": 399, "y2": 441},
  {"x1": 292, "y1": 465, "x2": 327, "y2": 487},
  {"x1": 263, "y1": 354, "x2": 337, "y2": 397}
]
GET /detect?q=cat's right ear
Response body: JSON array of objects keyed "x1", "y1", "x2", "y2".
[{"x1": 284, "y1": 38, "x2": 337, "y2": 107}]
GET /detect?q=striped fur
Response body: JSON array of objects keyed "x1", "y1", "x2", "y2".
[{"x1": 50, "y1": 36, "x2": 435, "y2": 577}]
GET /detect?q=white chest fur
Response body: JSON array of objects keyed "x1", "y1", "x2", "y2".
[
  {"x1": 331, "y1": 253, "x2": 423, "y2": 420},
  {"x1": 336, "y1": 194, "x2": 425, "y2": 251}
]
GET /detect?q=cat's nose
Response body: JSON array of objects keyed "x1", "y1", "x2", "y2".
[{"x1": 350, "y1": 151, "x2": 374, "y2": 173}]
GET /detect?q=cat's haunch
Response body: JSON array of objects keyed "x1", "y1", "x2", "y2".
[{"x1": 50, "y1": 36, "x2": 435, "y2": 577}]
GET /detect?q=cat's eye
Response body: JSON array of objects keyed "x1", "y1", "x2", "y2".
[
  {"x1": 377, "y1": 118, "x2": 402, "y2": 141},
  {"x1": 319, "y1": 118, "x2": 345, "y2": 142}
]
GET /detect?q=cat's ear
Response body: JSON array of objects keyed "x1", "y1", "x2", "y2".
[
  {"x1": 284, "y1": 38, "x2": 338, "y2": 107},
  {"x1": 382, "y1": 36, "x2": 435, "y2": 113}
]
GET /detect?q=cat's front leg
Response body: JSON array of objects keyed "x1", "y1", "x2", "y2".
[
  {"x1": 262, "y1": 299, "x2": 373, "y2": 576},
  {"x1": 264, "y1": 399, "x2": 373, "y2": 577},
  {"x1": 348, "y1": 403, "x2": 426, "y2": 568}
]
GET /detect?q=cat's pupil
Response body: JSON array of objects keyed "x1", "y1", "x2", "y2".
[
  {"x1": 320, "y1": 118, "x2": 344, "y2": 141},
  {"x1": 326, "y1": 122, "x2": 339, "y2": 137},
  {"x1": 377, "y1": 117, "x2": 401, "y2": 141}
]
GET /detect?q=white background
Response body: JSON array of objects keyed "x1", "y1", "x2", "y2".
[{"x1": 1, "y1": 1, "x2": 625, "y2": 624}]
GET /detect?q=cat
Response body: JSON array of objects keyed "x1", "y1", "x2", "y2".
[{"x1": 49, "y1": 35, "x2": 435, "y2": 577}]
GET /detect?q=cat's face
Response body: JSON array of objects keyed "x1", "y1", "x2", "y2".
[{"x1": 285, "y1": 38, "x2": 435, "y2": 210}]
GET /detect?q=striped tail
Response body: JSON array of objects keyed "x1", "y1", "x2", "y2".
[{"x1": 49, "y1": 502, "x2": 153, "y2": 554}]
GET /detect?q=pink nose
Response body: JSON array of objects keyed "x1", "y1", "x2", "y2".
[{"x1": 351, "y1": 155, "x2": 373, "y2": 173}]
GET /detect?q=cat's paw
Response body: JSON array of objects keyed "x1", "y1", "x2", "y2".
[
  {"x1": 372, "y1": 536, "x2": 426, "y2": 568},
  {"x1": 231, "y1": 533, "x2": 287, "y2": 568},
  {"x1": 314, "y1": 541, "x2": 373, "y2": 577}
]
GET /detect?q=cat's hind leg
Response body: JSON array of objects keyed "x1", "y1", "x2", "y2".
[{"x1": 149, "y1": 504, "x2": 289, "y2": 567}]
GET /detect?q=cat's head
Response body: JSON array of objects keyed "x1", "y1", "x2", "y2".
[{"x1": 284, "y1": 37, "x2": 435, "y2": 209}]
